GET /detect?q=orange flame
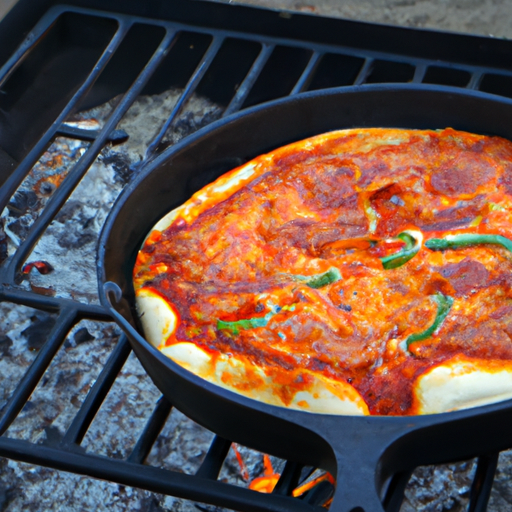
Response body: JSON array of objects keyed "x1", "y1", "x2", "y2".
[
  {"x1": 232, "y1": 445, "x2": 335, "y2": 503},
  {"x1": 231, "y1": 444, "x2": 249, "y2": 481}
]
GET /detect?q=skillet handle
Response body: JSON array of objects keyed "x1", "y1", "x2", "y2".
[
  {"x1": 327, "y1": 455, "x2": 386, "y2": 512},
  {"x1": 313, "y1": 418, "x2": 414, "y2": 512},
  {"x1": 103, "y1": 281, "x2": 143, "y2": 342}
]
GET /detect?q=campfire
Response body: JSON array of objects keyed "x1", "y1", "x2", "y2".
[{"x1": 1, "y1": 1, "x2": 512, "y2": 510}]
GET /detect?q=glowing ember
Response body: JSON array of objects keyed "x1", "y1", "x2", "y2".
[
  {"x1": 248, "y1": 455, "x2": 280, "y2": 493},
  {"x1": 22, "y1": 261, "x2": 54, "y2": 275},
  {"x1": 234, "y1": 445, "x2": 335, "y2": 502},
  {"x1": 292, "y1": 471, "x2": 335, "y2": 498}
]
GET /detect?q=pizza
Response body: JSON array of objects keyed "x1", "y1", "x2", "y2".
[{"x1": 133, "y1": 127, "x2": 512, "y2": 416}]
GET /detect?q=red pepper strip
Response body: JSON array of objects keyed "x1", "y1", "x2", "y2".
[{"x1": 321, "y1": 238, "x2": 375, "y2": 252}]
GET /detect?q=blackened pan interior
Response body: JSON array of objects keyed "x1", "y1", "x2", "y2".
[{"x1": 98, "y1": 84, "x2": 512, "y2": 476}]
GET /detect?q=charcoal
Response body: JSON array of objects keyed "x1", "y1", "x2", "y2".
[
  {"x1": 21, "y1": 312, "x2": 56, "y2": 351},
  {"x1": 7, "y1": 217, "x2": 30, "y2": 240},
  {"x1": 38, "y1": 181, "x2": 56, "y2": 195},
  {"x1": 7, "y1": 191, "x2": 39, "y2": 218},
  {"x1": 140, "y1": 497, "x2": 167, "y2": 512},
  {"x1": 22, "y1": 261, "x2": 54, "y2": 275},
  {"x1": 100, "y1": 151, "x2": 134, "y2": 185},
  {"x1": 54, "y1": 200, "x2": 82, "y2": 224},
  {"x1": 57, "y1": 230, "x2": 96, "y2": 249},
  {"x1": 21, "y1": 401, "x2": 35, "y2": 413},
  {"x1": 73, "y1": 327, "x2": 94, "y2": 345},
  {"x1": 0, "y1": 481, "x2": 14, "y2": 512},
  {"x1": 0, "y1": 336, "x2": 12, "y2": 357},
  {"x1": 42, "y1": 426, "x2": 63, "y2": 446}
]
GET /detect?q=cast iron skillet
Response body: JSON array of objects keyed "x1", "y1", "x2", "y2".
[{"x1": 98, "y1": 84, "x2": 512, "y2": 512}]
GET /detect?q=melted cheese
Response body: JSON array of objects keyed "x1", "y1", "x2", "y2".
[
  {"x1": 141, "y1": 292, "x2": 368, "y2": 415},
  {"x1": 134, "y1": 127, "x2": 512, "y2": 416}
]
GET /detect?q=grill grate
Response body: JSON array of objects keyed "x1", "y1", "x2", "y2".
[{"x1": 1, "y1": 1, "x2": 512, "y2": 510}]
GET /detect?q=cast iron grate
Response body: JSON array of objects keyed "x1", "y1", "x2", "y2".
[{"x1": 1, "y1": 1, "x2": 512, "y2": 510}]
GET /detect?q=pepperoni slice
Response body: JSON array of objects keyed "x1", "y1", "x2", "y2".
[
  {"x1": 438, "y1": 258, "x2": 490, "y2": 296},
  {"x1": 430, "y1": 153, "x2": 496, "y2": 196}
]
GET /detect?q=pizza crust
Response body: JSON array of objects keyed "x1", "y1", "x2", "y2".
[
  {"x1": 136, "y1": 288, "x2": 178, "y2": 348},
  {"x1": 414, "y1": 357, "x2": 512, "y2": 414},
  {"x1": 149, "y1": 161, "x2": 259, "y2": 236}
]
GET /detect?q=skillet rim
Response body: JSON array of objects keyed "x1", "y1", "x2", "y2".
[{"x1": 97, "y1": 82, "x2": 512, "y2": 437}]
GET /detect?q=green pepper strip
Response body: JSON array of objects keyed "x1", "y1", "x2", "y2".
[
  {"x1": 293, "y1": 266, "x2": 342, "y2": 289},
  {"x1": 425, "y1": 233, "x2": 512, "y2": 253},
  {"x1": 217, "y1": 304, "x2": 296, "y2": 335},
  {"x1": 406, "y1": 293, "x2": 454, "y2": 349},
  {"x1": 380, "y1": 230, "x2": 423, "y2": 270},
  {"x1": 217, "y1": 269, "x2": 340, "y2": 337},
  {"x1": 217, "y1": 311, "x2": 274, "y2": 335}
]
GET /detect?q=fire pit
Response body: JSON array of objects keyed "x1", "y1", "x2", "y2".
[{"x1": 1, "y1": 1, "x2": 512, "y2": 510}]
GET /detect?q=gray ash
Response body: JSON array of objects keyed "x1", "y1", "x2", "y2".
[
  {"x1": 4, "y1": 320, "x2": 120, "y2": 444},
  {"x1": 0, "y1": 302, "x2": 55, "y2": 412},
  {"x1": 5, "y1": 88, "x2": 223, "y2": 304}
]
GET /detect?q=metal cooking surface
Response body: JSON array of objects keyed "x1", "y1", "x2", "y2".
[{"x1": 1, "y1": 1, "x2": 512, "y2": 510}]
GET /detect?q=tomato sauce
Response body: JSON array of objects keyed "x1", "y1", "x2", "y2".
[{"x1": 134, "y1": 128, "x2": 512, "y2": 415}]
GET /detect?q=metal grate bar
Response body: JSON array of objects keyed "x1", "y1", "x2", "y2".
[
  {"x1": 222, "y1": 43, "x2": 275, "y2": 117},
  {"x1": 413, "y1": 64, "x2": 427, "y2": 83},
  {"x1": 127, "y1": 396, "x2": 173, "y2": 464},
  {"x1": 272, "y1": 461, "x2": 305, "y2": 495},
  {"x1": 143, "y1": 36, "x2": 225, "y2": 164},
  {"x1": 353, "y1": 58, "x2": 374, "y2": 85},
  {"x1": 290, "y1": 51, "x2": 323, "y2": 95},
  {"x1": 57, "y1": 124, "x2": 129, "y2": 144},
  {"x1": 383, "y1": 470, "x2": 413, "y2": 512},
  {"x1": 0, "y1": 7, "x2": 72, "y2": 85},
  {"x1": 7, "y1": 5, "x2": 510, "y2": 94},
  {"x1": 62, "y1": 335, "x2": 132, "y2": 446},
  {"x1": 467, "y1": 71, "x2": 484, "y2": 90},
  {"x1": 195, "y1": 435, "x2": 232, "y2": 480},
  {"x1": 0, "y1": 306, "x2": 77, "y2": 435},
  {"x1": 0, "y1": 19, "x2": 131, "y2": 214},
  {"x1": 468, "y1": 453, "x2": 499, "y2": 512},
  {"x1": 0, "y1": 288, "x2": 111, "y2": 319},
  {"x1": 0, "y1": 437, "x2": 318, "y2": 512},
  {"x1": 2, "y1": 29, "x2": 178, "y2": 283}
]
